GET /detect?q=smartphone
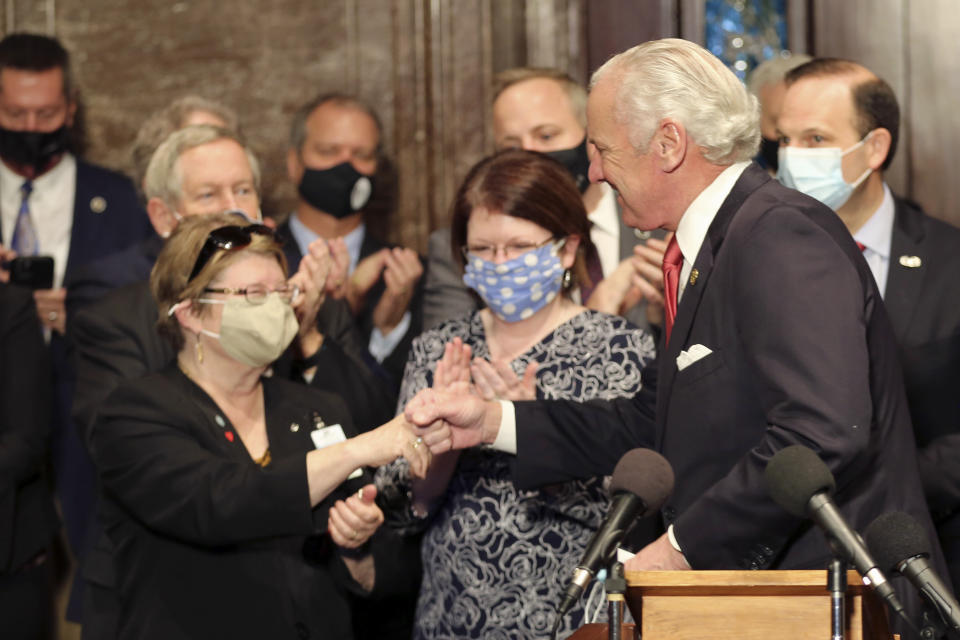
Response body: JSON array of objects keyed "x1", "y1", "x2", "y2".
[{"x1": 6, "y1": 255, "x2": 54, "y2": 289}]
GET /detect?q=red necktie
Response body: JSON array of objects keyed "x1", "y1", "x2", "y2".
[
  {"x1": 856, "y1": 241, "x2": 866, "y2": 252},
  {"x1": 662, "y1": 235, "x2": 683, "y2": 345}
]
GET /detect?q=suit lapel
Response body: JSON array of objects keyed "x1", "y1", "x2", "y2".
[
  {"x1": 882, "y1": 200, "x2": 925, "y2": 342},
  {"x1": 656, "y1": 165, "x2": 769, "y2": 437},
  {"x1": 65, "y1": 160, "x2": 90, "y2": 277}
]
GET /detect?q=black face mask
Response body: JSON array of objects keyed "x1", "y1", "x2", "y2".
[
  {"x1": 755, "y1": 137, "x2": 780, "y2": 172},
  {"x1": 544, "y1": 137, "x2": 591, "y2": 193},
  {"x1": 0, "y1": 125, "x2": 70, "y2": 173},
  {"x1": 297, "y1": 161, "x2": 375, "y2": 219}
]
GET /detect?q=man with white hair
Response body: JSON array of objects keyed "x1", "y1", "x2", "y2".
[{"x1": 405, "y1": 39, "x2": 941, "y2": 635}]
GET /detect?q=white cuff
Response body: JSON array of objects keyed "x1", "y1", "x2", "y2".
[
  {"x1": 368, "y1": 311, "x2": 411, "y2": 362},
  {"x1": 489, "y1": 400, "x2": 517, "y2": 454},
  {"x1": 667, "y1": 523, "x2": 683, "y2": 553}
]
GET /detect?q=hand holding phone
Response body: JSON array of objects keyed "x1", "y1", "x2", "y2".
[{"x1": 5, "y1": 255, "x2": 54, "y2": 289}]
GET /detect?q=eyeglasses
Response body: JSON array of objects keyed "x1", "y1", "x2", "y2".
[
  {"x1": 188, "y1": 224, "x2": 274, "y2": 282},
  {"x1": 202, "y1": 284, "x2": 300, "y2": 305},
  {"x1": 461, "y1": 236, "x2": 557, "y2": 262}
]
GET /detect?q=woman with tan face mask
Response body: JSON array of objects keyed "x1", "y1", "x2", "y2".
[{"x1": 88, "y1": 214, "x2": 431, "y2": 640}]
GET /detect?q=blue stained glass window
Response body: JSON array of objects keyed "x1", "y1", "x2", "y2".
[{"x1": 705, "y1": 0, "x2": 788, "y2": 80}]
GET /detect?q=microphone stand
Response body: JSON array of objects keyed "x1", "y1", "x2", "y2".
[
  {"x1": 828, "y1": 558, "x2": 847, "y2": 640},
  {"x1": 605, "y1": 562, "x2": 626, "y2": 640}
]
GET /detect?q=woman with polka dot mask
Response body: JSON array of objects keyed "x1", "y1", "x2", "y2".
[{"x1": 378, "y1": 149, "x2": 656, "y2": 639}]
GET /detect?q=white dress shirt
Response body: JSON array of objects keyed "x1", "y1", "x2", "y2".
[
  {"x1": 0, "y1": 154, "x2": 77, "y2": 288},
  {"x1": 852, "y1": 183, "x2": 894, "y2": 298}
]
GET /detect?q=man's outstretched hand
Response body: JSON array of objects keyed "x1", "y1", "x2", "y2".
[{"x1": 404, "y1": 383, "x2": 503, "y2": 454}]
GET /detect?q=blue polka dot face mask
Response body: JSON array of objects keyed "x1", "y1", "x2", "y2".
[{"x1": 462, "y1": 239, "x2": 566, "y2": 322}]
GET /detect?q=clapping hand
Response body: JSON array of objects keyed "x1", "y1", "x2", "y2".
[
  {"x1": 324, "y1": 237, "x2": 350, "y2": 299},
  {"x1": 288, "y1": 237, "x2": 332, "y2": 356},
  {"x1": 372, "y1": 247, "x2": 422, "y2": 335},
  {"x1": 585, "y1": 235, "x2": 669, "y2": 325},
  {"x1": 470, "y1": 358, "x2": 536, "y2": 401}
]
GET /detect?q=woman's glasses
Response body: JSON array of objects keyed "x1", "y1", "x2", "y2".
[
  {"x1": 188, "y1": 224, "x2": 274, "y2": 282},
  {"x1": 202, "y1": 284, "x2": 300, "y2": 305},
  {"x1": 460, "y1": 236, "x2": 556, "y2": 262}
]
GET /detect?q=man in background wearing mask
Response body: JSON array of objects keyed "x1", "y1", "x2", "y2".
[
  {"x1": 422, "y1": 67, "x2": 667, "y2": 335},
  {"x1": 745, "y1": 52, "x2": 811, "y2": 174},
  {"x1": 777, "y1": 58, "x2": 960, "y2": 589},
  {"x1": 280, "y1": 94, "x2": 424, "y2": 386},
  {"x1": 0, "y1": 33, "x2": 151, "y2": 612}
]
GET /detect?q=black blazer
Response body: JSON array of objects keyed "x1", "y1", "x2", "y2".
[
  {"x1": 0, "y1": 283, "x2": 58, "y2": 572},
  {"x1": 0, "y1": 159, "x2": 152, "y2": 573},
  {"x1": 883, "y1": 198, "x2": 960, "y2": 586},
  {"x1": 509, "y1": 165, "x2": 943, "y2": 628},
  {"x1": 90, "y1": 365, "x2": 368, "y2": 640}
]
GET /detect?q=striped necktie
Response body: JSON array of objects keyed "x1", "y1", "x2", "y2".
[{"x1": 11, "y1": 180, "x2": 37, "y2": 255}]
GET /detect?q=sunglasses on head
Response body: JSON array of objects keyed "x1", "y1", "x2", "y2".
[{"x1": 188, "y1": 224, "x2": 274, "y2": 282}]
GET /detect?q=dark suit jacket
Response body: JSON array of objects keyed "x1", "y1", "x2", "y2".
[
  {"x1": 0, "y1": 283, "x2": 58, "y2": 573},
  {"x1": 65, "y1": 234, "x2": 161, "y2": 316},
  {"x1": 90, "y1": 365, "x2": 368, "y2": 640},
  {"x1": 422, "y1": 217, "x2": 665, "y2": 335},
  {"x1": 882, "y1": 198, "x2": 960, "y2": 586},
  {"x1": 0, "y1": 159, "x2": 151, "y2": 574},
  {"x1": 509, "y1": 165, "x2": 943, "y2": 631},
  {"x1": 277, "y1": 221, "x2": 425, "y2": 387}
]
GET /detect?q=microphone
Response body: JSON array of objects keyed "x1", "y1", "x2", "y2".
[
  {"x1": 865, "y1": 511, "x2": 960, "y2": 634},
  {"x1": 555, "y1": 448, "x2": 674, "y2": 619},
  {"x1": 764, "y1": 445, "x2": 907, "y2": 622}
]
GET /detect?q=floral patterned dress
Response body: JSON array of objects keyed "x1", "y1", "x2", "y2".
[{"x1": 377, "y1": 309, "x2": 655, "y2": 640}]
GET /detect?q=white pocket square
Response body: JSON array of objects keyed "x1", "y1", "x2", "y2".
[{"x1": 676, "y1": 344, "x2": 713, "y2": 371}]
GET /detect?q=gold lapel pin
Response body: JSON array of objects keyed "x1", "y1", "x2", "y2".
[
  {"x1": 90, "y1": 196, "x2": 107, "y2": 213},
  {"x1": 689, "y1": 268, "x2": 699, "y2": 286},
  {"x1": 898, "y1": 255, "x2": 922, "y2": 268}
]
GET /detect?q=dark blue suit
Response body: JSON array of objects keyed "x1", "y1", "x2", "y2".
[{"x1": 508, "y1": 165, "x2": 944, "y2": 639}]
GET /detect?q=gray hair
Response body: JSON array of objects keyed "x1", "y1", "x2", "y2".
[
  {"x1": 143, "y1": 124, "x2": 261, "y2": 208},
  {"x1": 288, "y1": 93, "x2": 382, "y2": 154},
  {"x1": 746, "y1": 52, "x2": 813, "y2": 96},
  {"x1": 493, "y1": 67, "x2": 587, "y2": 128},
  {"x1": 590, "y1": 38, "x2": 760, "y2": 165},
  {"x1": 131, "y1": 96, "x2": 240, "y2": 189}
]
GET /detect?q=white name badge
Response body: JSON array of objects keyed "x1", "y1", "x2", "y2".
[{"x1": 310, "y1": 424, "x2": 362, "y2": 479}]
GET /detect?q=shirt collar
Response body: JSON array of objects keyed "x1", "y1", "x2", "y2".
[
  {"x1": 852, "y1": 182, "x2": 894, "y2": 259},
  {"x1": 0, "y1": 152, "x2": 74, "y2": 193},
  {"x1": 588, "y1": 183, "x2": 620, "y2": 237},
  {"x1": 287, "y1": 211, "x2": 366, "y2": 273},
  {"x1": 674, "y1": 161, "x2": 751, "y2": 265}
]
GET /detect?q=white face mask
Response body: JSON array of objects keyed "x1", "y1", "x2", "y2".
[
  {"x1": 196, "y1": 293, "x2": 299, "y2": 367},
  {"x1": 776, "y1": 133, "x2": 873, "y2": 210}
]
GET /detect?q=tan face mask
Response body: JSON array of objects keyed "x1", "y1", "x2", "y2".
[{"x1": 199, "y1": 293, "x2": 299, "y2": 367}]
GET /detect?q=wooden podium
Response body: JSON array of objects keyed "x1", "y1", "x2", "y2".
[{"x1": 567, "y1": 570, "x2": 895, "y2": 640}]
